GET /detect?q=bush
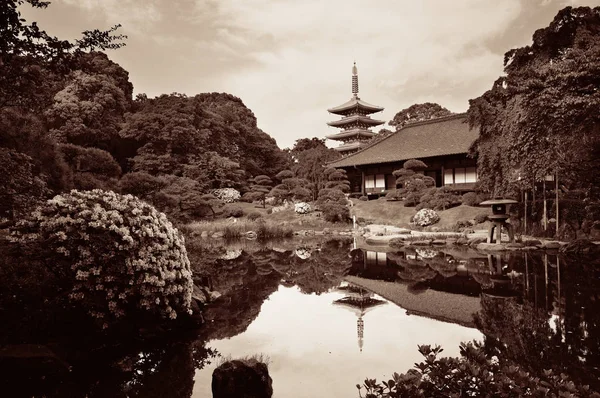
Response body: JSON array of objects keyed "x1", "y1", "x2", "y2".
[
  {"x1": 211, "y1": 188, "x2": 241, "y2": 203},
  {"x1": 474, "y1": 213, "x2": 488, "y2": 224},
  {"x1": 9, "y1": 189, "x2": 193, "y2": 327},
  {"x1": 462, "y1": 191, "x2": 479, "y2": 206},
  {"x1": 359, "y1": 196, "x2": 368, "y2": 201},
  {"x1": 418, "y1": 187, "x2": 462, "y2": 211},
  {"x1": 247, "y1": 211, "x2": 263, "y2": 221},
  {"x1": 411, "y1": 208, "x2": 440, "y2": 227},
  {"x1": 223, "y1": 206, "x2": 244, "y2": 218},
  {"x1": 358, "y1": 342, "x2": 599, "y2": 397}
]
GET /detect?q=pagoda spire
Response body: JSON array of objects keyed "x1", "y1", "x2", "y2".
[{"x1": 352, "y1": 61, "x2": 359, "y2": 97}]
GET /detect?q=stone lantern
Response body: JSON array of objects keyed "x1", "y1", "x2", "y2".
[{"x1": 480, "y1": 198, "x2": 518, "y2": 244}]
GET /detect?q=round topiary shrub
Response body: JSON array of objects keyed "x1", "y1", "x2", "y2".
[
  {"x1": 247, "y1": 211, "x2": 263, "y2": 221},
  {"x1": 10, "y1": 189, "x2": 193, "y2": 327},
  {"x1": 412, "y1": 208, "x2": 440, "y2": 227},
  {"x1": 474, "y1": 213, "x2": 488, "y2": 224},
  {"x1": 461, "y1": 192, "x2": 479, "y2": 206},
  {"x1": 223, "y1": 206, "x2": 244, "y2": 218}
]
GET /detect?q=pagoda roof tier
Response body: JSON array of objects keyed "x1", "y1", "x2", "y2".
[
  {"x1": 327, "y1": 115, "x2": 385, "y2": 128},
  {"x1": 328, "y1": 97, "x2": 384, "y2": 115},
  {"x1": 326, "y1": 128, "x2": 376, "y2": 140},
  {"x1": 332, "y1": 141, "x2": 366, "y2": 152}
]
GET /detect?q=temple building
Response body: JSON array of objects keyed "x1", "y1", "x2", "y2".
[
  {"x1": 326, "y1": 63, "x2": 385, "y2": 155},
  {"x1": 328, "y1": 113, "x2": 480, "y2": 196}
]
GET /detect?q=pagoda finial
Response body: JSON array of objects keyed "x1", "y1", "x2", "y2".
[{"x1": 352, "y1": 61, "x2": 359, "y2": 97}]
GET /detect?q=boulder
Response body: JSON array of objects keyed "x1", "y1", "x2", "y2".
[
  {"x1": 294, "y1": 202, "x2": 311, "y2": 214},
  {"x1": 543, "y1": 241, "x2": 561, "y2": 250},
  {"x1": 212, "y1": 359, "x2": 273, "y2": 398}
]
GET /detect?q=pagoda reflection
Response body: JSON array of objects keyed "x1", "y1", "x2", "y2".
[{"x1": 332, "y1": 282, "x2": 387, "y2": 352}]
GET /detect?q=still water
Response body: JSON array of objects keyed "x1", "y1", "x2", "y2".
[{"x1": 2, "y1": 237, "x2": 599, "y2": 397}]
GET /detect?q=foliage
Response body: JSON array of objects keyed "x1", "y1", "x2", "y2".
[
  {"x1": 357, "y1": 342, "x2": 600, "y2": 397},
  {"x1": 462, "y1": 191, "x2": 480, "y2": 206},
  {"x1": 467, "y1": 6, "x2": 600, "y2": 199},
  {"x1": 389, "y1": 103, "x2": 453, "y2": 131},
  {"x1": 417, "y1": 186, "x2": 462, "y2": 211},
  {"x1": 223, "y1": 206, "x2": 244, "y2": 218},
  {"x1": 290, "y1": 138, "x2": 340, "y2": 200},
  {"x1": 247, "y1": 175, "x2": 273, "y2": 208},
  {"x1": 324, "y1": 167, "x2": 350, "y2": 192},
  {"x1": 317, "y1": 188, "x2": 350, "y2": 223},
  {"x1": 474, "y1": 213, "x2": 488, "y2": 224},
  {"x1": 0, "y1": 1, "x2": 126, "y2": 111},
  {"x1": 58, "y1": 143, "x2": 121, "y2": 191},
  {"x1": 386, "y1": 159, "x2": 435, "y2": 205},
  {"x1": 411, "y1": 208, "x2": 440, "y2": 227},
  {"x1": 246, "y1": 211, "x2": 263, "y2": 221},
  {"x1": 269, "y1": 169, "x2": 312, "y2": 204},
  {"x1": 9, "y1": 189, "x2": 193, "y2": 327}
]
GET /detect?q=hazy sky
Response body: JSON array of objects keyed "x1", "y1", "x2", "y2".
[{"x1": 22, "y1": 0, "x2": 598, "y2": 149}]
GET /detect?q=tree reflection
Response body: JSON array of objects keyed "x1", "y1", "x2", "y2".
[{"x1": 475, "y1": 253, "x2": 600, "y2": 391}]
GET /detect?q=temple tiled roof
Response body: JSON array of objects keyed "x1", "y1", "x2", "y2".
[
  {"x1": 327, "y1": 97, "x2": 384, "y2": 115},
  {"x1": 327, "y1": 114, "x2": 385, "y2": 128},
  {"x1": 328, "y1": 113, "x2": 479, "y2": 168},
  {"x1": 325, "y1": 128, "x2": 376, "y2": 140},
  {"x1": 331, "y1": 141, "x2": 366, "y2": 152}
]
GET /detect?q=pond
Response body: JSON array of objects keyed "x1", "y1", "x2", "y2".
[{"x1": 2, "y1": 237, "x2": 599, "y2": 397}]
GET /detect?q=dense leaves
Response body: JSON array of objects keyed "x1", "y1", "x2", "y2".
[
  {"x1": 386, "y1": 159, "x2": 435, "y2": 206},
  {"x1": 389, "y1": 103, "x2": 453, "y2": 131},
  {"x1": 467, "y1": 6, "x2": 600, "y2": 198}
]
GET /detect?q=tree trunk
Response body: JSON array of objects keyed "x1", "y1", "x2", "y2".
[{"x1": 555, "y1": 172, "x2": 559, "y2": 237}]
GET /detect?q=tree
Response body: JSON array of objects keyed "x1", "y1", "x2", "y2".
[
  {"x1": 386, "y1": 159, "x2": 435, "y2": 206},
  {"x1": 467, "y1": 6, "x2": 600, "y2": 199},
  {"x1": 269, "y1": 170, "x2": 311, "y2": 203},
  {"x1": 316, "y1": 169, "x2": 351, "y2": 222},
  {"x1": 245, "y1": 175, "x2": 273, "y2": 208},
  {"x1": 58, "y1": 143, "x2": 121, "y2": 191},
  {"x1": 389, "y1": 103, "x2": 453, "y2": 131},
  {"x1": 292, "y1": 144, "x2": 340, "y2": 200},
  {"x1": 324, "y1": 167, "x2": 350, "y2": 192},
  {"x1": 0, "y1": 1, "x2": 126, "y2": 112}
]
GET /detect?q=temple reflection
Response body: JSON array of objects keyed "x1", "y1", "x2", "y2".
[{"x1": 332, "y1": 282, "x2": 387, "y2": 352}]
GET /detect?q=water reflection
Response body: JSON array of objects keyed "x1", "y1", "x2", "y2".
[{"x1": 2, "y1": 238, "x2": 599, "y2": 396}]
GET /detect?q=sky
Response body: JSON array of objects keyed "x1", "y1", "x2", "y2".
[{"x1": 22, "y1": 0, "x2": 599, "y2": 149}]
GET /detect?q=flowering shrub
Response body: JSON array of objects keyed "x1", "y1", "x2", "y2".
[
  {"x1": 10, "y1": 189, "x2": 193, "y2": 327},
  {"x1": 294, "y1": 202, "x2": 311, "y2": 214},
  {"x1": 411, "y1": 208, "x2": 440, "y2": 227},
  {"x1": 211, "y1": 188, "x2": 241, "y2": 203}
]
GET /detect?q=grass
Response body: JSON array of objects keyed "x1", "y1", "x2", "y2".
[
  {"x1": 351, "y1": 199, "x2": 489, "y2": 230},
  {"x1": 184, "y1": 219, "x2": 294, "y2": 239},
  {"x1": 215, "y1": 353, "x2": 271, "y2": 368}
]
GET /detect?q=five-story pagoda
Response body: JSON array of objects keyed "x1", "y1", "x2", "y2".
[{"x1": 326, "y1": 62, "x2": 385, "y2": 155}]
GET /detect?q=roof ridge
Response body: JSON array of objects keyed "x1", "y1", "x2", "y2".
[{"x1": 327, "y1": 112, "x2": 467, "y2": 166}]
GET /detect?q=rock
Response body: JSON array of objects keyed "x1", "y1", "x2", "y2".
[
  {"x1": 412, "y1": 240, "x2": 432, "y2": 246},
  {"x1": 522, "y1": 246, "x2": 540, "y2": 251},
  {"x1": 246, "y1": 231, "x2": 257, "y2": 240},
  {"x1": 522, "y1": 239, "x2": 542, "y2": 247},
  {"x1": 201, "y1": 231, "x2": 208, "y2": 238},
  {"x1": 543, "y1": 241, "x2": 561, "y2": 250},
  {"x1": 314, "y1": 230, "x2": 325, "y2": 235},
  {"x1": 456, "y1": 237, "x2": 469, "y2": 245},
  {"x1": 476, "y1": 243, "x2": 507, "y2": 251},
  {"x1": 212, "y1": 359, "x2": 273, "y2": 398},
  {"x1": 432, "y1": 240, "x2": 446, "y2": 246},
  {"x1": 468, "y1": 237, "x2": 487, "y2": 246},
  {"x1": 389, "y1": 237, "x2": 406, "y2": 248},
  {"x1": 323, "y1": 228, "x2": 332, "y2": 235},
  {"x1": 505, "y1": 243, "x2": 524, "y2": 249},
  {"x1": 211, "y1": 231, "x2": 225, "y2": 239},
  {"x1": 446, "y1": 238, "x2": 458, "y2": 245}
]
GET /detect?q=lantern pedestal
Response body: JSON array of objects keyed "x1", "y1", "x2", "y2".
[{"x1": 480, "y1": 199, "x2": 519, "y2": 244}]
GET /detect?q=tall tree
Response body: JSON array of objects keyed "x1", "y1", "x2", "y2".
[
  {"x1": 389, "y1": 103, "x2": 453, "y2": 131},
  {"x1": 467, "y1": 6, "x2": 600, "y2": 198}
]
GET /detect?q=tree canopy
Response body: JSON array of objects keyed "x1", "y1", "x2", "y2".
[
  {"x1": 467, "y1": 6, "x2": 600, "y2": 198},
  {"x1": 389, "y1": 103, "x2": 453, "y2": 131}
]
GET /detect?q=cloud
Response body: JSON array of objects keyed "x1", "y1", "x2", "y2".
[{"x1": 30, "y1": 0, "x2": 598, "y2": 149}]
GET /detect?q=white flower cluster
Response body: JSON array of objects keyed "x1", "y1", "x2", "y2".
[
  {"x1": 412, "y1": 208, "x2": 441, "y2": 227},
  {"x1": 211, "y1": 188, "x2": 241, "y2": 203},
  {"x1": 294, "y1": 202, "x2": 311, "y2": 214},
  {"x1": 12, "y1": 189, "x2": 193, "y2": 324}
]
